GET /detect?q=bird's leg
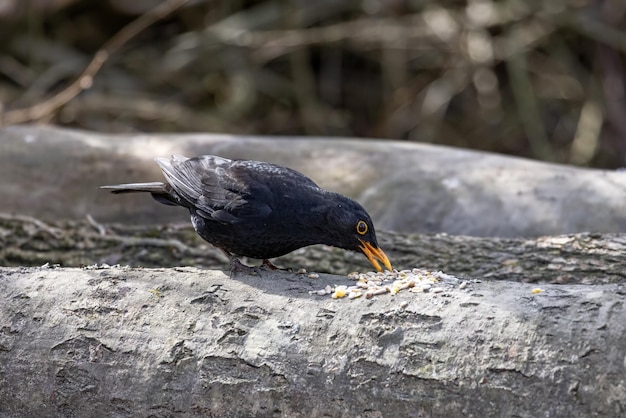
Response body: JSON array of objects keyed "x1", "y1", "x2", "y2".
[{"x1": 220, "y1": 249, "x2": 258, "y2": 277}]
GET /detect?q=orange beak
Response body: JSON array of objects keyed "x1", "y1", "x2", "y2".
[{"x1": 359, "y1": 239, "x2": 393, "y2": 272}]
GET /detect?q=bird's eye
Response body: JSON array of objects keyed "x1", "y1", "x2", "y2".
[{"x1": 356, "y1": 220, "x2": 368, "y2": 235}]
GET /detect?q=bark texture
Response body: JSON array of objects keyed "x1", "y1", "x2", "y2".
[
  {"x1": 1, "y1": 216, "x2": 626, "y2": 417},
  {"x1": 1, "y1": 214, "x2": 625, "y2": 284},
  {"x1": 1, "y1": 265, "x2": 625, "y2": 417}
]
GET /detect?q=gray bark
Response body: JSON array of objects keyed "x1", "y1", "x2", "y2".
[
  {"x1": 1, "y1": 214, "x2": 625, "y2": 284},
  {"x1": 1, "y1": 216, "x2": 626, "y2": 417},
  {"x1": 1, "y1": 265, "x2": 625, "y2": 417},
  {"x1": 3, "y1": 125, "x2": 626, "y2": 238}
]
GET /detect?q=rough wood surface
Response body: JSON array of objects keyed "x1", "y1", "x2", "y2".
[
  {"x1": 1, "y1": 265, "x2": 625, "y2": 417},
  {"x1": 1, "y1": 215, "x2": 626, "y2": 416},
  {"x1": 1, "y1": 214, "x2": 625, "y2": 284}
]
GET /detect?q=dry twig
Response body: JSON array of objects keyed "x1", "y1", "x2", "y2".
[{"x1": 0, "y1": 0, "x2": 189, "y2": 126}]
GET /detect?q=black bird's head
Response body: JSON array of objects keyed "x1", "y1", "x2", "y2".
[{"x1": 323, "y1": 195, "x2": 392, "y2": 272}]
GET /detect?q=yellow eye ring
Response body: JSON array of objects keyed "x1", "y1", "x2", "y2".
[{"x1": 356, "y1": 220, "x2": 368, "y2": 235}]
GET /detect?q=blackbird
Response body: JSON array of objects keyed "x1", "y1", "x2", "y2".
[{"x1": 101, "y1": 155, "x2": 392, "y2": 272}]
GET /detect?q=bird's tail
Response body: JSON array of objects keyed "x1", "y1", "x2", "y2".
[
  {"x1": 100, "y1": 182, "x2": 168, "y2": 194},
  {"x1": 100, "y1": 182, "x2": 179, "y2": 206}
]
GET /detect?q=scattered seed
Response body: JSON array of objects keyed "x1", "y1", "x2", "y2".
[
  {"x1": 394, "y1": 281, "x2": 412, "y2": 291},
  {"x1": 311, "y1": 266, "x2": 472, "y2": 300}
]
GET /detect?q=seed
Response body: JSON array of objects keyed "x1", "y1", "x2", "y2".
[
  {"x1": 332, "y1": 285, "x2": 348, "y2": 299},
  {"x1": 394, "y1": 281, "x2": 412, "y2": 290},
  {"x1": 366, "y1": 287, "x2": 390, "y2": 299}
]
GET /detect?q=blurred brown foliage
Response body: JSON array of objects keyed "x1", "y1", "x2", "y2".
[{"x1": 1, "y1": 0, "x2": 625, "y2": 168}]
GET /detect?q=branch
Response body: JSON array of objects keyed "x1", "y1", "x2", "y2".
[{"x1": 0, "y1": 0, "x2": 189, "y2": 126}]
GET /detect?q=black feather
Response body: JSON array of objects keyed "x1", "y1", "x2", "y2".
[{"x1": 101, "y1": 155, "x2": 390, "y2": 270}]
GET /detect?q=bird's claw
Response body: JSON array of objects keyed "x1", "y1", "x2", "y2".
[
  {"x1": 228, "y1": 258, "x2": 292, "y2": 277},
  {"x1": 228, "y1": 258, "x2": 259, "y2": 278}
]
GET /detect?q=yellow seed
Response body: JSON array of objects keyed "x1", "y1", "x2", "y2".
[
  {"x1": 332, "y1": 286, "x2": 347, "y2": 299},
  {"x1": 148, "y1": 288, "x2": 162, "y2": 298},
  {"x1": 531, "y1": 288, "x2": 543, "y2": 294}
]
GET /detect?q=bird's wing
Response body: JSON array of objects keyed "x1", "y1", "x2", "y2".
[
  {"x1": 233, "y1": 159, "x2": 320, "y2": 188},
  {"x1": 156, "y1": 155, "x2": 318, "y2": 224}
]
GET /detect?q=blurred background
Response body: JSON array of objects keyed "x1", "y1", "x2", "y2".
[{"x1": 1, "y1": 0, "x2": 625, "y2": 168}]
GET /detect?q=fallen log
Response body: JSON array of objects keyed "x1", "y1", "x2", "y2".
[
  {"x1": 1, "y1": 214, "x2": 625, "y2": 284},
  {"x1": 0, "y1": 264, "x2": 625, "y2": 417},
  {"x1": 3, "y1": 125, "x2": 626, "y2": 237}
]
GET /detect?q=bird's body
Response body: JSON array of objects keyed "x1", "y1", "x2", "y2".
[{"x1": 101, "y1": 155, "x2": 391, "y2": 272}]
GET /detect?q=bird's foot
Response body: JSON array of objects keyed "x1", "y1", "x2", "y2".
[
  {"x1": 228, "y1": 258, "x2": 291, "y2": 277},
  {"x1": 229, "y1": 258, "x2": 259, "y2": 278}
]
